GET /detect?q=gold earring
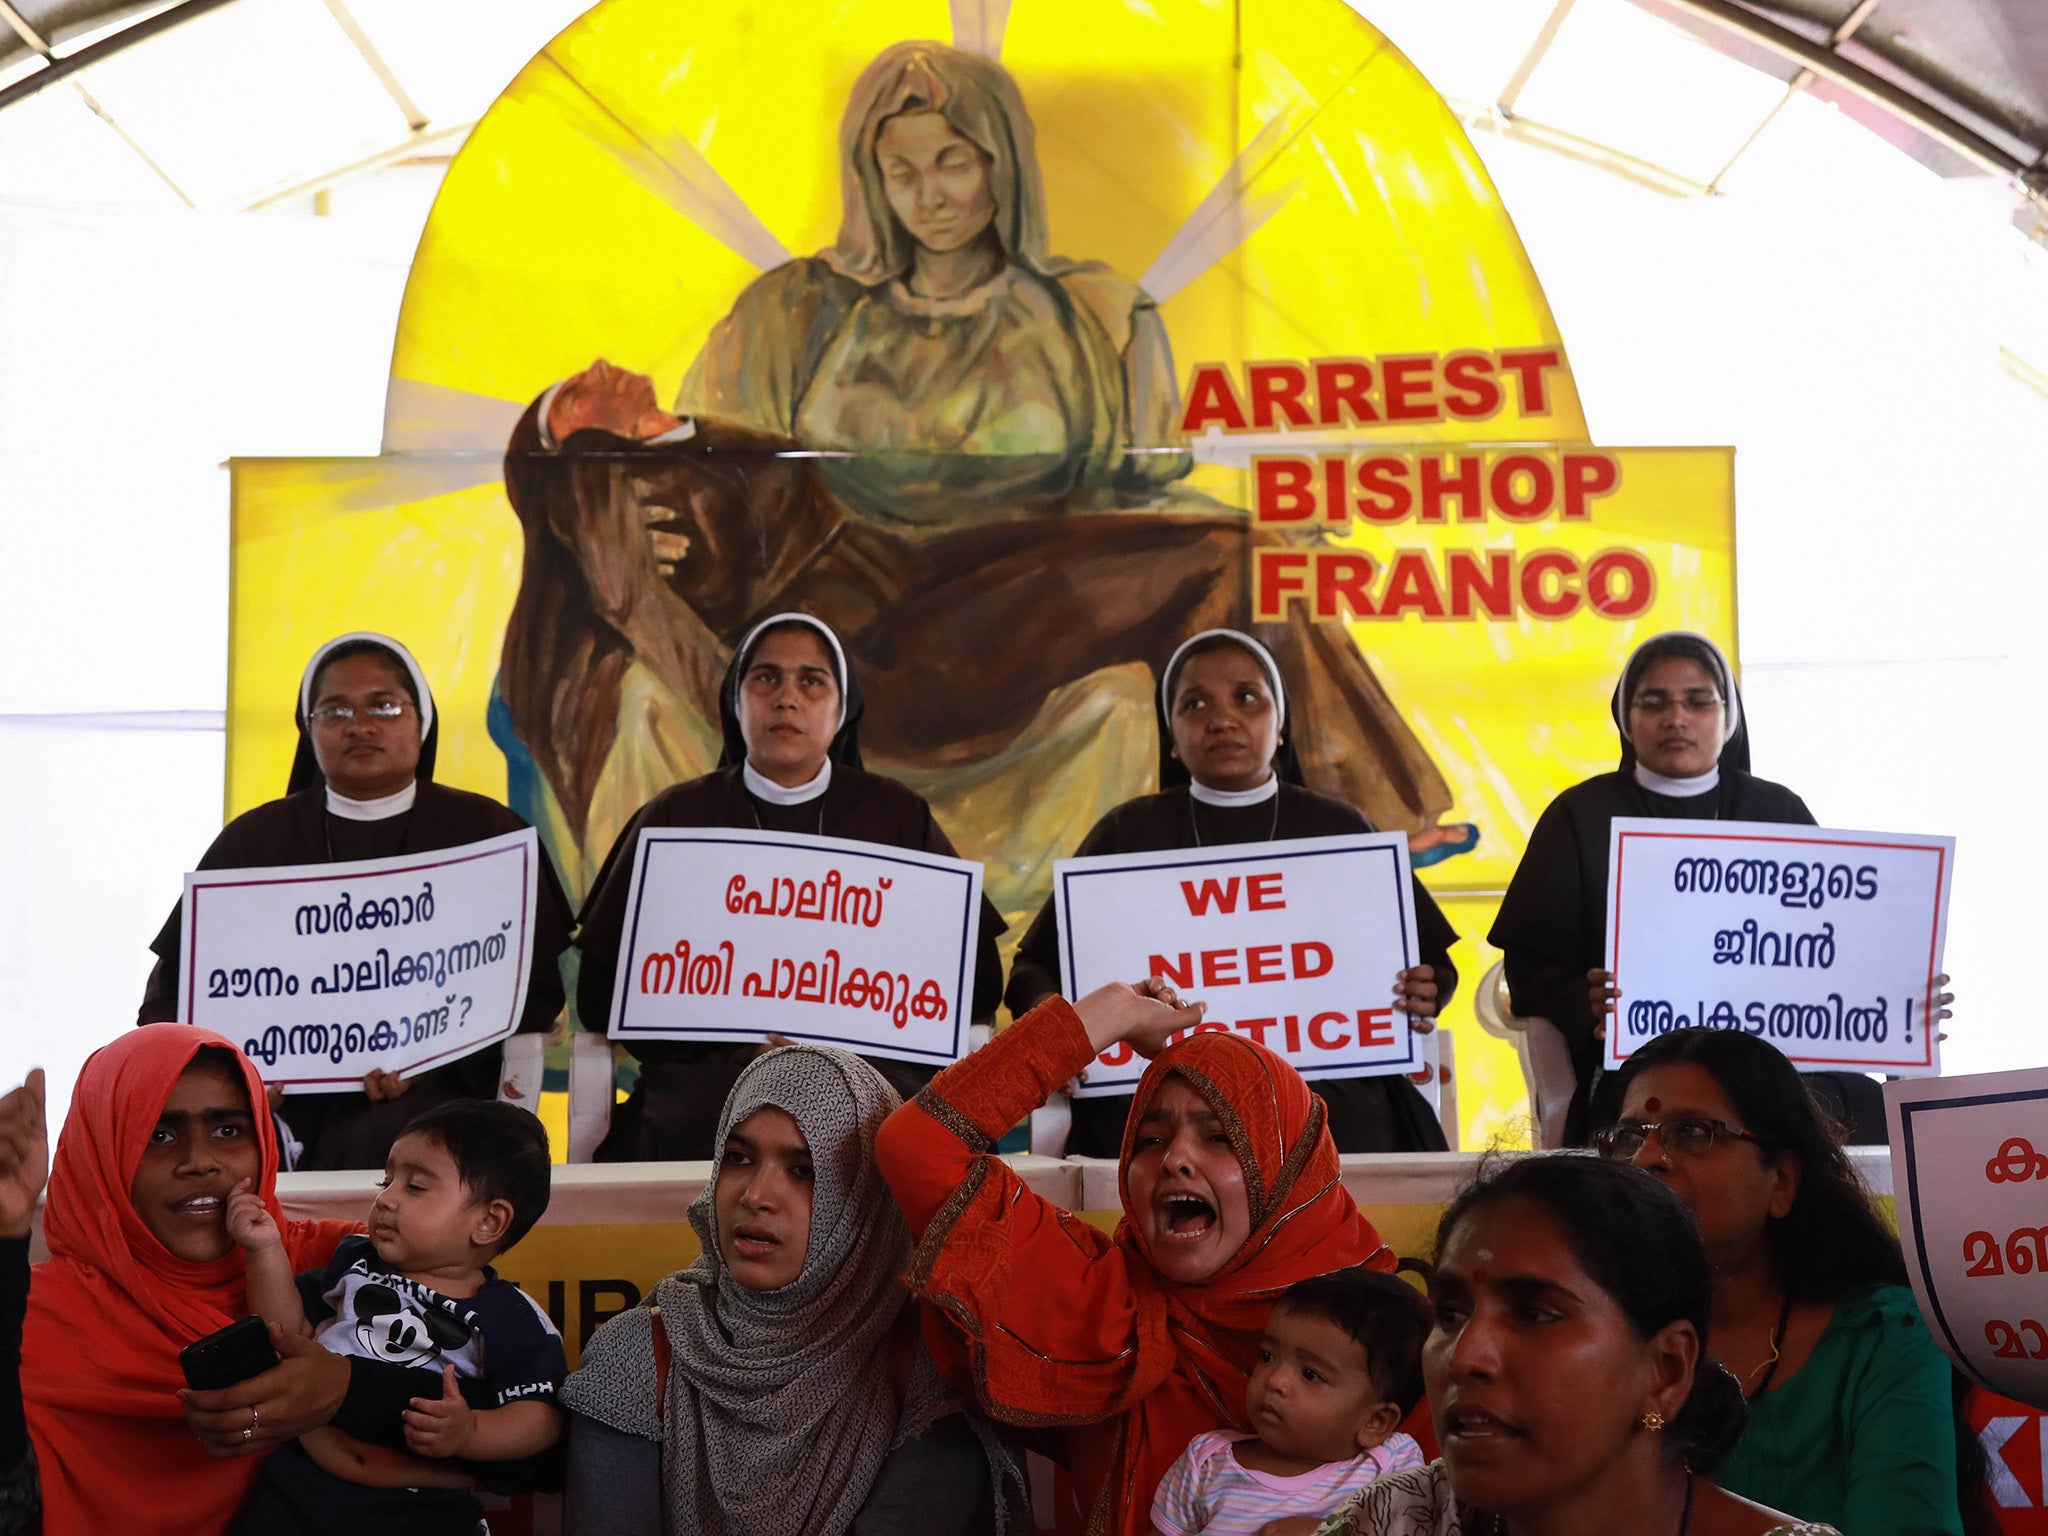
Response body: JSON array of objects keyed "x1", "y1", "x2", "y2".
[{"x1": 1640, "y1": 1410, "x2": 1666, "y2": 1432}]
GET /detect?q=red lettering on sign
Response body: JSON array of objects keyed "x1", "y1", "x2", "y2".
[
  {"x1": 1440, "y1": 351, "x2": 1503, "y2": 420},
  {"x1": 1147, "y1": 953, "x2": 1194, "y2": 989},
  {"x1": 1246, "y1": 361, "x2": 1314, "y2": 429},
  {"x1": 1380, "y1": 355, "x2": 1436, "y2": 421},
  {"x1": 1247, "y1": 873, "x2": 1285, "y2": 910},
  {"x1": 1586, "y1": 548, "x2": 1655, "y2": 618},
  {"x1": 1254, "y1": 550, "x2": 1310, "y2": 621},
  {"x1": 1354, "y1": 457, "x2": 1412, "y2": 522},
  {"x1": 1309, "y1": 1011, "x2": 1350, "y2": 1049},
  {"x1": 1359, "y1": 1007, "x2": 1396, "y2": 1048},
  {"x1": 1317, "y1": 552, "x2": 1377, "y2": 619},
  {"x1": 1200, "y1": 949, "x2": 1241, "y2": 986},
  {"x1": 1254, "y1": 457, "x2": 1315, "y2": 522},
  {"x1": 1562, "y1": 453, "x2": 1619, "y2": 519},
  {"x1": 1497, "y1": 347, "x2": 1562, "y2": 413},
  {"x1": 1418, "y1": 455, "x2": 1482, "y2": 523},
  {"x1": 1238, "y1": 1017, "x2": 1277, "y2": 1047},
  {"x1": 1378, "y1": 550, "x2": 1447, "y2": 618},
  {"x1": 1179, "y1": 364, "x2": 1248, "y2": 432},
  {"x1": 1245, "y1": 945, "x2": 1286, "y2": 984},
  {"x1": 1445, "y1": 549, "x2": 1513, "y2": 619},
  {"x1": 1180, "y1": 878, "x2": 1240, "y2": 915},
  {"x1": 1489, "y1": 454, "x2": 1554, "y2": 522},
  {"x1": 1293, "y1": 942, "x2": 1334, "y2": 979},
  {"x1": 1283, "y1": 1014, "x2": 1302, "y2": 1052},
  {"x1": 1313, "y1": 358, "x2": 1378, "y2": 426},
  {"x1": 1519, "y1": 549, "x2": 1579, "y2": 618}
]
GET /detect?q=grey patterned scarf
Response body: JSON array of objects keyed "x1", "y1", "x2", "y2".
[{"x1": 565, "y1": 1045, "x2": 919, "y2": 1535}]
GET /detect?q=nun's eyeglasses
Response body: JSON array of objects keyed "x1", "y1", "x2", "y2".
[
  {"x1": 1592, "y1": 1116, "x2": 1761, "y2": 1159},
  {"x1": 309, "y1": 701, "x2": 411, "y2": 725},
  {"x1": 1630, "y1": 689, "x2": 1723, "y2": 716}
]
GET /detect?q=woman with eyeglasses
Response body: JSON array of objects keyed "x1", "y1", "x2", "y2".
[
  {"x1": 139, "y1": 633, "x2": 574, "y2": 1170},
  {"x1": 1488, "y1": 631, "x2": 1898, "y2": 1145},
  {"x1": 1598, "y1": 1026, "x2": 1981, "y2": 1536}
]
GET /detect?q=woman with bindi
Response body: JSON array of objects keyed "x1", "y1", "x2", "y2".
[
  {"x1": 1310, "y1": 1154, "x2": 1841, "y2": 1536},
  {"x1": 1599, "y1": 1027, "x2": 1978, "y2": 1534},
  {"x1": 139, "y1": 634, "x2": 573, "y2": 1171},
  {"x1": 573, "y1": 613, "x2": 1007, "y2": 1162},
  {"x1": 1488, "y1": 631, "x2": 1946, "y2": 1145},
  {"x1": 561, "y1": 1043, "x2": 1020, "y2": 1535},
  {"x1": 1008, "y1": 630, "x2": 1460, "y2": 1155}
]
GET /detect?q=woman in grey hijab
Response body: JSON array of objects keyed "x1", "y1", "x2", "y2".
[{"x1": 561, "y1": 1043, "x2": 1020, "y2": 1534}]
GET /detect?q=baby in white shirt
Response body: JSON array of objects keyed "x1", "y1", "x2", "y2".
[{"x1": 1149, "y1": 1269, "x2": 1430, "y2": 1536}]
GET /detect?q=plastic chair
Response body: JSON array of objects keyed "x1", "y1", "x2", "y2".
[
  {"x1": 497, "y1": 1032, "x2": 545, "y2": 1109},
  {"x1": 566, "y1": 1030, "x2": 617, "y2": 1164},
  {"x1": 1409, "y1": 1025, "x2": 1461, "y2": 1150},
  {"x1": 1471, "y1": 959, "x2": 1576, "y2": 1149}
]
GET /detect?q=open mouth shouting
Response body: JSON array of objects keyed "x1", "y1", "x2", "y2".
[
  {"x1": 1144, "y1": 1181, "x2": 1244, "y2": 1282},
  {"x1": 1160, "y1": 1191, "x2": 1218, "y2": 1238}
]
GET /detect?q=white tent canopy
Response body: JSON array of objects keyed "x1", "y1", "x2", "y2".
[{"x1": 1, "y1": 0, "x2": 2043, "y2": 1137}]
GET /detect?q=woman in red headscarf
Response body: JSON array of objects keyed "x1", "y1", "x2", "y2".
[
  {"x1": 876, "y1": 984, "x2": 1396, "y2": 1536},
  {"x1": 10, "y1": 1027, "x2": 363, "y2": 1535}
]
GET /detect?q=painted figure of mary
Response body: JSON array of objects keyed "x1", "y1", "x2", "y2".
[{"x1": 497, "y1": 40, "x2": 1470, "y2": 925}]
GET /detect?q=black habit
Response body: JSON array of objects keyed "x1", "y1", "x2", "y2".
[
  {"x1": 139, "y1": 783, "x2": 574, "y2": 1170},
  {"x1": 575, "y1": 763, "x2": 1008, "y2": 1161},
  {"x1": 1006, "y1": 780, "x2": 1461, "y2": 1156},
  {"x1": 1488, "y1": 768, "x2": 1884, "y2": 1144}
]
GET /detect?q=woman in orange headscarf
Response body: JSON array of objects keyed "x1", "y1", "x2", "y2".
[
  {"x1": 13, "y1": 1027, "x2": 359, "y2": 1535},
  {"x1": 876, "y1": 985, "x2": 1396, "y2": 1536}
]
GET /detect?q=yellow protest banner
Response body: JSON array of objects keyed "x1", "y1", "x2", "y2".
[{"x1": 228, "y1": 0, "x2": 1735, "y2": 1146}]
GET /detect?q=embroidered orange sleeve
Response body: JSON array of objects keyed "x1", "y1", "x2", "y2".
[{"x1": 875, "y1": 1000, "x2": 1172, "y2": 1427}]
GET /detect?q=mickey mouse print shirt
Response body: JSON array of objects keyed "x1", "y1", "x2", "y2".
[{"x1": 297, "y1": 1235, "x2": 566, "y2": 1411}]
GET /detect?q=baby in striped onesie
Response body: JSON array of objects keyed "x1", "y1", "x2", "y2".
[{"x1": 1149, "y1": 1270, "x2": 1431, "y2": 1536}]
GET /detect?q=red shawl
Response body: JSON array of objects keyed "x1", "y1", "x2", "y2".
[
  {"x1": 878, "y1": 1001, "x2": 1393, "y2": 1536},
  {"x1": 21, "y1": 1025, "x2": 353, "y2": 1536}
]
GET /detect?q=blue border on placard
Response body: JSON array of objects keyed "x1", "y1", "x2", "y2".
[
  {"x1": 1056, "y1": 840, "x2": 1421, "y2": 1073},
  {"x1": 614, "y1": 830, "x2": 975, "y2": 1064},
  {"x1": 1896, "y1": 1086, "x2": 2048, "y2": 1389}
]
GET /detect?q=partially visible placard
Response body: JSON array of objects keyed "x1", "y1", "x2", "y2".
[
  {"x1": 609, "y1": 828, "x2": 981, "y2": 1066},
  {"x1": 1055, "y1": 833, "x2": 1419, "y2": 1098},
  {"x1": 1604, "y1": 820, "x2": 1952, "y2": 1075},
  {"x1": 180, "y1": 829, "x2": 540, "y2": 1091},
  {"x1": 1889, "y1": 1069, "x2": 2048, "y2": 1411}
]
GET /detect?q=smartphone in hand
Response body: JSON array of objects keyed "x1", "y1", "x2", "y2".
[{"x1": 179, "y1": 1315, "x2": 279, "y2": 1391}]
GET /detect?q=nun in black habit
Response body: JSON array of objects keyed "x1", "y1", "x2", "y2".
[
  {"x1": 574, "y1": 612, "x2": 1008, "y2": 1162},
  {"x1": 139, "y1": 632, "x2": 574, "y2": 1169},
  {"x1": 1489, "y1": 629, "x2": 1891, "y2": 1145},
  {"x1": 1006, "y1": 628, "x2": 1460, "y2": 1158}
]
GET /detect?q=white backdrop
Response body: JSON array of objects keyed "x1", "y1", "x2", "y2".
[{"x1": 1, "y1": 47, "x2": 2043, "y2": 1135}]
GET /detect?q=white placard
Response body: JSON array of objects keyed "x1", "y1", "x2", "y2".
[
  {"x1": 608, "y1": 827, "x2": 982, "y2": 1066},
  {"x1": 1603, "y1": 819, "x2": 1952, "y2": 1075},
  {"x1": 1887, "y1": 1069, "x2": 2048, "y2": 1409},
  {"x1": 180, "y1": 829, "x2": 540, "y2": 1091},
  {"x1": 1054, "y1": 833, "x2": 1421, "y2": 1098}
]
